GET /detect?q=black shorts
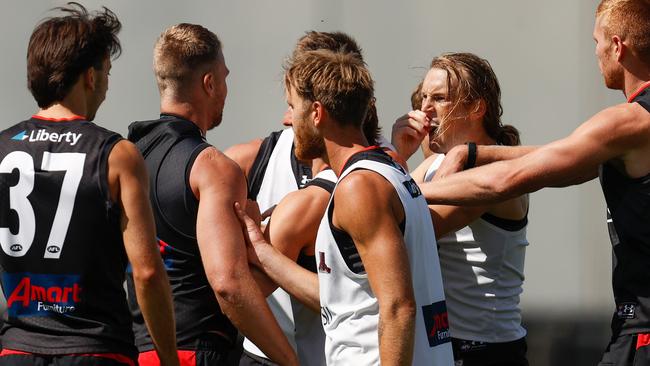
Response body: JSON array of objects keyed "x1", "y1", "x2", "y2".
[
  {"x1": 0, "y1": 349, "x2": 135, "y2": 366},
  {"x1": 140, "y1": 349, "x2": 235, "y2": 366},
  {"x1": 238, "y1": 350, "x2": 279, "y2": 366},
  {"x1": 598, "y1": 332, "x2": 650, "y2": 366},
  {"x1": 451, "y1": 337, "x2": 529, "y2": 366}
]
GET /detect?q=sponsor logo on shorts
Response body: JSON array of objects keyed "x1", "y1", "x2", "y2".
[
  {"x1": 10, "y1": 130, "x2": 82, "y2": 146},
  {"x1": 617, "y1": 302, "x2": 636, "y2": 319},
  {"x1": 422, "y1": 300, "x2": 451, "y2": 347},
  {"x1": 2, "y1": 272, "x2": 82, "y2": 317}
]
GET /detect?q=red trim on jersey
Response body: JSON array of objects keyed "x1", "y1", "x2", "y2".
[
  {"x1": 140, "y1": 350, "x2": 197, "y2": 366},
  {"x1": 0, "y1": 349, "x2": 135, "y2": 365},
  {"x1": 637, "y1": 333, "x2": 650, "y2": 349},
  {"x1": 628, "y1": 81, "x2": 650, "y2": 103},
  {"x1": 0, "y1": 349, "x2": 30, "y2": 356},
  {"x1": 338, "y1": 145, "x2": 381, "y2": 176},
  {"x1": 31, "y1": 114, "x2": 86, "y2": 122}
]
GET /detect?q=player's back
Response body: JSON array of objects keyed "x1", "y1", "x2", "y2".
[{"x1": 0, "y1": 116, "x2": 135, "y2": 356}]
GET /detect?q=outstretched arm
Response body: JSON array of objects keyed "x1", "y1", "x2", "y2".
[
  {"x1": 109, "y1": 140, "x2": 179, "y2": 366},
  {"x1": 420, "y1": 104, "x2": 645, "y2": 205},
  {"x1": 191, "y1": 148, "x2": 297, "y2": 366},
  {"x1": 334, "y1": 171, "x2": 416, "y2": 366}
]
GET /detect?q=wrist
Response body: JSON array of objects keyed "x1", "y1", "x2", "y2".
[{"x1": 463, "y1": 142, "x2": 477, "y2": 170}]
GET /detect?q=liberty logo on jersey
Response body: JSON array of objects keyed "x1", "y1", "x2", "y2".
[
  {"x1": 2, "y1": 273, "x2": 82, "y2": 317},
  {"x1": 11, "y1": 130, "x2": 82, "y2": 146},
  {"x1": 422, "y1": 300, "x2": 451, "y2": 347}
]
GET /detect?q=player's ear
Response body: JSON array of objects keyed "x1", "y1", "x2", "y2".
[
  {"x1": 612, "y1": 35, "x2": 625, "y2": 62},
  {"x1": 202, "y1": 71, "x2": 214, "y2": 96},
  {"x1": 313, "y1": 101, "x2": 326, "y2": 128},
  {"x1": 469, "y1": 99, "x2": 486, "y2": 122},
  {"x1": 84, "y1": 67, "x2": 96, "y2": 91}
]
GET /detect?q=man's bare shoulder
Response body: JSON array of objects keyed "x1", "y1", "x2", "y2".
[
  {"x1": 191, "y1": 146, "x2": 246, "y2": 195},
  {"x1": 224, "y1": 138, "x2": 264, "y2": 177}
]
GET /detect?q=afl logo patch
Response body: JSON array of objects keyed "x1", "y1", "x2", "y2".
[
  {"x1": 46, "y1": 246, "x2": 60, "y2": 254},
  {"x1": 10, "y1": 244, "x2": 23, "y2": 252}
]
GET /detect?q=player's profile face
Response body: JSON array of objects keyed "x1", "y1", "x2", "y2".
[
  {"x1": 593, "y1": 16, "x2": 622, "y2": 90},
  {"x1": 208, "y1": 50, "x2": 229, "y2": 130},
  {"x1": 87, "y1": 57, "x2": 111, "y2": 121},
  {"x1": 286, "y1": 86, "x2": 324, "y2": 160}
]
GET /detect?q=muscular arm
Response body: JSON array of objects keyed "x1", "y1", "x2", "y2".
[
  {"x1": 334, "y1": 171, "x2": 416, "y2": 366},
  {"x1": 253, "y1": 186, "x2": 329, "y2": 311},
  {"x1": 109, "y1": 140, "x2": 179, "y2": 366},
  {"x1": 191, "y1": 148, "x2": 297, "y2": 366},
  {"x1": 224, "y1": 138, "x2": 263, "y2": 178},
  {"x1": 420, "y1": 104, "x2": 648, "y2": 205}
]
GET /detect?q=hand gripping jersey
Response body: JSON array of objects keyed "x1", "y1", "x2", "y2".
[
  {"x1": 244, "y1": 128, "x2": 327, "y2": 365},
  {"x1": 315, "y1": 148, "x2": 453, "y2": 365},
  {"x1": 424, "y1": 155, "x2": 528, "y2": 343},
  {"x1": 126, "y1": 115, "x2": 237, "y2": 351},
  {"x1": 600, "y1": 82, "x2": 650, "y2": 336},
  {"x1": 0, "y1": 116, "x2": 136, "y2": 357}
]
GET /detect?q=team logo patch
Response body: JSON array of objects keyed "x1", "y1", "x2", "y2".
[
  {"x1": 318, "y1": 252, "x2": 331, "y2": 274},
  {"x1": 10, "y1": 129, "x2": 82, "y2": 145},
  {"x1": 422, "y1": 300, "x2": 451, "y2": 347},
  {"x1": 617, "y1": 302, "x2": 636, "y2": 319},
  {"x1": 3, "y1": 272, "x2": 82, "y2": 317},
  {"x1": 403, "y1": 179, "x2": 422, "y2": 198}
]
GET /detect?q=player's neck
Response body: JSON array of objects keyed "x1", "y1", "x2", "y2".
[
  {"x1": 36, "y1": 103, "x2": 87, "y2": 121},
  {"x1": 323, "y1": 127, "x2": 370, "y2": 177},
  {"x1": 622, "y1": 64, "x2": 650, "y2": 100},
  {"x1": 160, "y1": 98, "x2": 209, "y2": 134}
]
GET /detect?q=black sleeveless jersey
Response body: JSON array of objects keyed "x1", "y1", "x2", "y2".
[
  {"x1": 600, "y1": 82, "x2": 650, "y2": 335},
  {"x1": 0, "y1": 116, "x2": 135, "y2": 356},
  {"x1": 126, "y1": 115, "x2": 237, "y2": 351}
]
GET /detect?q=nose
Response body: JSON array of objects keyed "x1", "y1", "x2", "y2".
[
  {"x1": 282, "y1": 107, "x2": 293, "y2": 126},
  {"x1": 420, "y1": 98, "x2": 435, "y2": 119}
]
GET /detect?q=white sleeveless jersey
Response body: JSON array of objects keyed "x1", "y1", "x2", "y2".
[
  {"x1": 424, "y1": 155, "x2": 528, "y2": 342},
  {"x1": 255, "y1": 129, "x2": 302, "y2": 215},
  {"x1": 316, "y1": 151, "x2": 453, "y2": 365},
  {"x1": 244, "y1": 128, "x2": 326, "y2": 366},
  {"x1": 291, "y1": 168, "x2": 336, "y2": 365}
]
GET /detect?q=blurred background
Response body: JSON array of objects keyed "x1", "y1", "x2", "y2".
[{"x1": 0, "y1": 1, "x2": 618, "y2": 364}]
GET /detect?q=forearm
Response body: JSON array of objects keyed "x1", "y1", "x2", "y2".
[
  {"x1": 256, "y1": 244, "x2": 320, "y2": 312},
  {"x1": 215, "y1": 271, "x2": 298, "y2": 365},
  {"x1": 250, "y1": 265, "x2": 280, "y2": 297},
  {"x1": 421, "y1": 160, "x2": 524, "y2": 205},
  {"x1": 475, "y1": 145, "x2": 538, "y2": 166},
  {"x1": 133, "y1": 267, "x2": 179, "y2": 366},
  {"x1": 378, "y1": 304, "x2": 415, "y2": 365}
]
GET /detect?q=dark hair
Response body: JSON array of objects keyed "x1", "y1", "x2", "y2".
[
  {"x1": 362, "y1": 98, "x2": 380, "y2": 145},
  {"x1": 430, "y1": 52, "x2": 520, "y2": 146},
  {"x1": 27, "y1": 2, "x2": 121, "y2": 108},
  {"x1": 292, "y1": 31, "x2": 363, "y2": 62},
  {"x1": 153, "y1": 23, "x2": 222, "y2": 94},
  {"x1": 285, "y1": 49, "x2": 374, "y2": 128}
]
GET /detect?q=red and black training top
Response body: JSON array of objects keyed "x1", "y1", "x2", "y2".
[
  {"x1": 0, "y1": 116, "x2": 135, "y2": 357},
  {"x1": 126, "y1": 115, "x2": 237, "y2": 352},
  {"x1": 600, "y1": 81, "x2": 650, "y2": 336}
]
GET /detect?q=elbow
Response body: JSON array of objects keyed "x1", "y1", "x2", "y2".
[
  {"x1": 382, "y1": 297, "x2": 416, "y2": 323},
  {"x1": 207, "y1": 268, "x2": 247, "y2": 305},
  {"x1": 132, "y1": 264, "x2": 167, "y2": 287}
]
